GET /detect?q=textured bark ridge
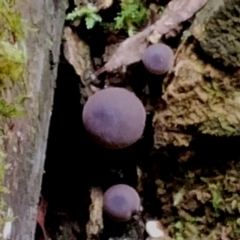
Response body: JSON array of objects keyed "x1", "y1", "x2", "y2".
[
  {"x1": 192, "y1": 0, "x2": 240, "y2": 68},
  {"x1": 2, "y1": 0, "x2": 66, "y2": 239},
  {"x1": 153, "y1": 0, "x2": 240, "y2": 148}
]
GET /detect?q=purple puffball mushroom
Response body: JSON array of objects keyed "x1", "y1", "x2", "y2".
[
  {"x1": 82, "y1": 87, "x2": 146, "y2": 149},
  {"x1": 103, "y1": 184, "x2": 141, "y2": 222},
  {"x1": 142, "y1": 43, "x2": 174, "y2": 75}
]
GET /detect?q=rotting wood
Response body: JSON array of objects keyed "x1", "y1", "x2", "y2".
[
  {"x1": 153, "y1": 0, "x2": 240, "y2": 148},
  {"x1": 86, "y1": 187, "x2": 104, "y2": 239}
]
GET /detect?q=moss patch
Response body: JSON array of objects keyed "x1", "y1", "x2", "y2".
[
  {"x1": 0, "y1": 0, "x2": 26, "y2": 118},
  {"x1": 155, "y1": 160, "x2": 240, "y2": 239},
  {"x1": 0, "y1": 0, "x2": 26, "y2": 230}
]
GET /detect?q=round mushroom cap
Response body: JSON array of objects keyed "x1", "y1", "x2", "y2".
[
  {"x1": 103, "y1": 184, "x2": 141, "y2": 221},
  {"x1": 82, "y1": 87, "x2": 146, "y2": 149},
  {"x1": 142, "y1": 43, "x2": 174, "y2": 75}
]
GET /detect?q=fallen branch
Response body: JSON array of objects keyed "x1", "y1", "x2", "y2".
[{"x1": 97, "y1": 0, "x2": 208, "y2": 74}]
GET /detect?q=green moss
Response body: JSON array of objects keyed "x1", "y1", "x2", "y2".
[
  {"x1": 0, "y1": 41, "x2": 25, "y2": 84},
  {"x1": 101, "y1": 0, "x2": 150, "y2": 37},
  {"x1": 0, "y1": 0, "x2": 27, "y2": 230},
  {"x1": 200, "y1": 178, "x2": 224, "y2": 213},
  {"x1": 0, "y1": 99, "x2": 25, "y2": 117},
  {"x1": 113, "y1": 0, "x2": 149, "y2": 36},
  {"x1": 155, "y1": 160, "x2": 240, "y2": 239},
  {"x1": 0, "y1": 0, "x2": 24, "y2": 39},
  {"x1": 0, "y1": 0, "x2": 26, "y2": 118},
  {"x1": 66, "y1": 4, "x2": 102, "y2": 29}
]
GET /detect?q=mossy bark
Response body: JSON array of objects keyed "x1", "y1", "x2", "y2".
[
  {"x1": 153, "y1": 0, "x2": 240, "y2": 148},
  {"x1": 2, "y1": 0, "x2": 67, "y2": 239}
]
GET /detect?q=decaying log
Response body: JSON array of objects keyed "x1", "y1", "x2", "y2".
[{"x1": 153, "y1": 0, "x2": 240, "y2": 148}]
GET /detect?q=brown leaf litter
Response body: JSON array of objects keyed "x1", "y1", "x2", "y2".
[{"x1": 37, "y1": 196, "x2": 49, "y2": 240}]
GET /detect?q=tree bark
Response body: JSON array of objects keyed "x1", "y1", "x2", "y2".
[{"x1": 2, "y1": 0, "x2": 67, "y2": 239}]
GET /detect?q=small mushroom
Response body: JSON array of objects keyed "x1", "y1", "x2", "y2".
[
  {"x1": 142, "y1": 43, "x2": 174, "y2": 75},
  {"x1": 82, "y1": 87, "x2": 146, "y2": 149},
  {"x1": 103, "y1": 184, "x2": 141, "y2": 222}
]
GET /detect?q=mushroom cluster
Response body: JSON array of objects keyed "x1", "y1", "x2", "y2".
[
  {"x1": 142, "y1": 43, "x2": 174, "y2": 75},
  {"x1": 82, "y1": 87, "x2": 146, "y2": 149},
  {"x1": 81, "y1": 44, "x2": 175, "y2": 227},
  {"x1": 103, "y1": 184, "x2": 141, "y2": 221}
]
